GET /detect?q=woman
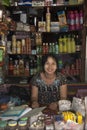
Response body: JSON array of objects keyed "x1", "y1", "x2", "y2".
[{"x1": 30, "y1": 54, "x2": 67, "y2": 110}]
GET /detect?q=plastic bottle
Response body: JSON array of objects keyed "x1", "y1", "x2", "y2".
[
  {"x1": 45, "y1": 43, "x2": 49, "y2": 54},
  {"x1": 55, "y1": 42, "x2": 59, "y2": 54},
  {"x1": 46, "y1": 7, "x2": 51, "y2": 32},
  {"x1": 69, "y1": 11, "x2": 75, "y2": 30},
  {"x1": 71, "y1": 35, "x2": 76, "y2": 53},
  {"x1": 26, "y1": 37, "x2": 31, "y2": 54},
  {"x1": 12, "y1": 35, "x2": 17, "y2": 54},
  {"x1": 49, "y1": 43, "x2": 53, "y2": 53},
  {"x1": 79, "y1": 10, "x2": 83, "y2": 29},
  {"x1": 67, "y1": 35, "x2": 72, "y2": 53},
  {"x1": 19, "y1": 59, "x2": 25, "y2": 75},
  {"x1": 7, "y1": 41, "x2": 12, "y2": 54},
  {"x1": 63, "y1": 35, "x2": 67, "y2": 53},
  {"x1": 74, "y1": 10, "x2": 80, "y2": 30},
  {"x1": 42, "y1": 43, "x2": 46, "y2": 54},
  {"x1": 16, "y1": 41, "x2": 21, "y2": 54},
  {"x1": 38, "y1": 33, "x2": 42, "y2": 46},
  {"x1": 21, "y1": 39, "x2": 26, "y2": 54},
  {"x1": 52, "y1": 43, "x2": 55, "y2": 54},
  {"x1": 59, "y1": 36, "x2": 63, "y2": 53},
  {"x1": 75, "y1": 35, "x2": 81, "y2": 52}
]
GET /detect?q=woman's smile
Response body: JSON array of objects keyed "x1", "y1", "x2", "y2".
[
  {"x1": 44, "y1": 57, "x2": 57, "y2": 74},
  {"x1": 47, "y1": 68, "x2": 54, "y2": 73}
]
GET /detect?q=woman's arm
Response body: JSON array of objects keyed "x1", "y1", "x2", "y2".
[
  {"x1": 31, "y1": 86, "x2": 39, "y2": 108},
  {"x1": 60, "y1": 84, "x2": 67, "y2": 100}
]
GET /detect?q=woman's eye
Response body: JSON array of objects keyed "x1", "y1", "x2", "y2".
[
  {"x1": 45, "y1": 62, "x2": 56, "y2": 66},
  {"x1": 45, "y1": 62, "x2": 49, "y2": 65},
  {"x1": 51, "y1": 62, "x2": 57, "y2": 66}
]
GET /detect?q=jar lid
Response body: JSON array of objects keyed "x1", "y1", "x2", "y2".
[
  {"x1": 8, "y1": 120, "x2": 17, "y2": 127},
  {"x1": 0, "y1": 121, "x2": 7, "y2": 128},
  {"x1": 20, "y1": 117, "x2": 28, "y2": 121},
  {"x1": 18, "y1": 120, "x2": 27, "y2": 126}
]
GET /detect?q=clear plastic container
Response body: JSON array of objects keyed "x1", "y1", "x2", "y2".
[{"x1": 0, "y1": 120, "x2": 7, "y2": 130}]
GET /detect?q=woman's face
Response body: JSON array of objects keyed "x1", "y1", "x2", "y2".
[{"x1": 44, "y1": 57, "x2": 57, "y2": 75}]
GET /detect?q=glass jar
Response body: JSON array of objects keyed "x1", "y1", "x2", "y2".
[
  {"x1": 7, "y1": 120, "x2": 18, "y2": 130},
  {"x1": 18, "y1": 120, "x2": 29, "y2": 130}
]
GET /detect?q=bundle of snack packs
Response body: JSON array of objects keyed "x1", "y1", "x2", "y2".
[
  {"x1": 54, "y1": 98, "x2": 85, "y2": 130},
  {"x1": 29, "y1": 97, "x2": 87, "y2": 130}
]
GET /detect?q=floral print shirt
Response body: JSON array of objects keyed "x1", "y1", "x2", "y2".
[{"x1": 30, "y1": 72, "x2": 67, "y2": 105}]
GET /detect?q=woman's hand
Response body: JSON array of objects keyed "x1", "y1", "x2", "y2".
[
  {"x1": 31, "y1": 101, "x2": 39, "y2": 108},
  {"x1": 48, "y1": 102, "x2": 58, "y2": 110}
]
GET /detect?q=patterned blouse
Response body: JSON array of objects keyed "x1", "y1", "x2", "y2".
[{"x1": 30, "y1": 72, "x2": 67, "y2": 105}]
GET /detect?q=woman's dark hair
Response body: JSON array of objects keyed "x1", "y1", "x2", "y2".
[{"x1": 42, "y1": 53, "x2": 58, "y2": 72}]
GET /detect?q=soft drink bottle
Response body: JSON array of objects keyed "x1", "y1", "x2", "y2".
[
  {"x1": 74, "y1": 10, "x2": 80, "y2": 30},
  {"x1": 79, "y1": 10, "x2": 83, "y2": 29},
  {"x1": 69, "y1": 11, "x2": 75, "y2": 30}
]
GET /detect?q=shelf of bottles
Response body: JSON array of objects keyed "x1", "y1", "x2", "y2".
[
  {"x1": 6, "y1": 30, "x2": 82, "y2": 81},
  {"x1": 1, "y1": 0, "x2": 83, "y2": 83}
]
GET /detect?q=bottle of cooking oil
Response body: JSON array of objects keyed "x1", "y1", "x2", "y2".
[
  {"x1": 46, "y1": 7, "x2": 51, "y2": 32},
  {"x1": 67, "y1": 35, "x2": 72, "y2": 53},
  {"x1": 63, "y1": 35, "x2": 67, "y2": 53},
  {"x1": 12, "y1": 35, "x2": 16, "y2": 54},
  {"x1": 16, "y1": 41, "x2": 21, "y2": 54},
  {"x1": 71, "y1": 35, "x2": 76, "y2": 53},
  {"x1": 59, "y1": 36, "x2": 63, "y2": 53},
  {"x1": 19, "y1": 59, "x2": 25, "y2": 75}
]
